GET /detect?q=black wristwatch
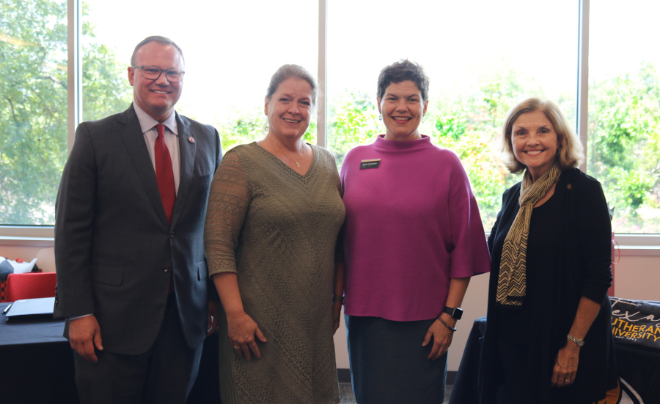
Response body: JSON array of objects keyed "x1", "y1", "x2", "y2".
[
  {"x1": 332, "y1": 294, "x2": 345, "y2": 305},
  {"x1": 443, "y1": 306, "x2": 463, "y2": 320}
]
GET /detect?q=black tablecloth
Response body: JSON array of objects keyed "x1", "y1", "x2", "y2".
[
  {"x1": 448, "y1": 316, "x2": 487, "y2": 404},
  {"x1": 0, "y1": 302, "x2": 220, "y2": 404},
  {"x1": 615, "y1": 343, "x2": 660, "y2": 402},
  {"x1": 449, "y1": 316, "x2": 660, "y2": 404}
]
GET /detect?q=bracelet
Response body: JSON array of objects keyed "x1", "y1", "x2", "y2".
[{"x1": 437, "y1": 316, "x2": 456, "y2": 332}]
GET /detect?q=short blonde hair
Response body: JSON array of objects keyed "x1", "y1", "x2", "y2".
[{"x1": 499, "y1": 98, "x2": 584, "y2": 174}]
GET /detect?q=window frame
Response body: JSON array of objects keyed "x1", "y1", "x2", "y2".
[{"x1": 1, "y1": 0, "x2": 659, "y2": 253}]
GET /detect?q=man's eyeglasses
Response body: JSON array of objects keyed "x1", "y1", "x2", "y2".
[{"x1": 132, "y1": 66, "x2": 185, "y2": 83}]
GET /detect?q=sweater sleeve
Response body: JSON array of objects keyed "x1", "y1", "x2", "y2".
[
  {"x1": 204, "y1": 148, "x2": 249, "y2": 276},
  {"x1": 576, "y1": 177, "x2": 613, "y2": 303},
  {"x1": 447, "y1": 154, "x2": 491, "y2": 278}
]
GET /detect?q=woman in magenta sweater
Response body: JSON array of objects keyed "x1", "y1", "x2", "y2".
[{"x1": 334, "y1": 60, "x2": 490, "y2": 403}]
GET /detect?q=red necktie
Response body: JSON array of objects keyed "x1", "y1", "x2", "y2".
[
  {"x1": 155, "y1": 124, "x2": 176, "y2": 224},
  {"x1": 155, "y1": 124, "x2": 176, "y2": 294}
]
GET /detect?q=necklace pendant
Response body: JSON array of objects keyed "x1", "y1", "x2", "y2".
[{"x1": 295, "y1": 162, "x2": 301, "y2": 168}]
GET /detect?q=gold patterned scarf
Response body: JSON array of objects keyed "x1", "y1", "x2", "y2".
[{"x1": 496, "y1": 163, "x2": 562, "y2": 306}]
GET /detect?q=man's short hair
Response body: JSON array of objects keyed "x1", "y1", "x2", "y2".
[{"x1": 130, "y1": 36, "x2": 184, "y2": 66}]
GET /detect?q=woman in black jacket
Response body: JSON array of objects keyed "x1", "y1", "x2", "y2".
[{"x1": 479, "y1": 98, "x2": 618, "y2": 404}]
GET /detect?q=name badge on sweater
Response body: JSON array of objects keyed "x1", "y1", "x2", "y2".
[{"x1": 360, "y1": 159, "x2": 381, "y2": 169}]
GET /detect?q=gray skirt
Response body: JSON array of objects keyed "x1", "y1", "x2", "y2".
[{"x1": 345, "y1": 314, "x2": 447, "y2": 404}]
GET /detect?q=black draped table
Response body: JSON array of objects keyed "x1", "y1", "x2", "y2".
[
  {"x1": 0, "y1": 302, "x2": 220, "y2": 404},
  {"x1": 449, "y1": 316, "x2": 660, "y2": 404}
]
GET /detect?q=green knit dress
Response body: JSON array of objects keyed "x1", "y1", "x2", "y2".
[{"x1": 204, "y1": 142, "x2": 345, "y2": 404}]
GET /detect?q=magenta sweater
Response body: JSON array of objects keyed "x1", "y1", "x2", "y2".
[{"x1": 340, "y1": 135, "x2": 491, "y2": 321}]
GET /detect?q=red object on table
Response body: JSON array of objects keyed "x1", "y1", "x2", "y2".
[{"x1": 5, "y1": 272, "x2": 57, "y2": 302}]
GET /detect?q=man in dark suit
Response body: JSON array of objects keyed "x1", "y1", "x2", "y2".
[{"x1": 54, "y1": 36, "x2": 221, "y2": 404}]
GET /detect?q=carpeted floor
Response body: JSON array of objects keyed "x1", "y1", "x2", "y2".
[{"x1": 338, "y1": 383, "x2": 453, "y2": 404}]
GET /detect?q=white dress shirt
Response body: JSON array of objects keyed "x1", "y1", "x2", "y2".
[{"x1": 133, "y1": 102, "x2": 181, "y2": 195}]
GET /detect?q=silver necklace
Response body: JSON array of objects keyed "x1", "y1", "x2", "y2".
[{"x1": 273, "y1": 139, "x2": 305, "y2": 168}]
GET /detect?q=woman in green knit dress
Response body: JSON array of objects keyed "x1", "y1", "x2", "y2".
[{"x1": 204, "y1": 65, "x2": 345, "y2": 404}]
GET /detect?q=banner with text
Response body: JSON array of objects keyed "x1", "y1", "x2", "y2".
[{"x1": 610, "y1": 297, "x2": 660, "y2": 350}]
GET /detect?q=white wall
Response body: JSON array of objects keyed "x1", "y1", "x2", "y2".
[
  {"x1": 611, "y1": 255, "x2": 660, "y2": 301},
  {"x1": 1, "y1": 245, "x2": 44, "y2": 263},
  {"x1": 3, "y1": 244, "x2": 659, "y2": 371}
]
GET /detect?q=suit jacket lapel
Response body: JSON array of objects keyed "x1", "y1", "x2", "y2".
[
  {"x1": 170, "y1": 112, "x2": 195, "y2": 229},
  {"x1": 117, "y1": 106, "x2": 170, "y2": 228}
]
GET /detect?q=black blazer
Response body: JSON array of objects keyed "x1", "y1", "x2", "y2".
[
  {"x1": 54, "y1": 105, "x2": 221, "y2": 355},
  {"x1": 479, "y1": 168, "x2": 617, "y2": 404}
]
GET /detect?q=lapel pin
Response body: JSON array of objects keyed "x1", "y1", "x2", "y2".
[{"x1": 188, "y1": 136, "x2": 195, "y2": 144}]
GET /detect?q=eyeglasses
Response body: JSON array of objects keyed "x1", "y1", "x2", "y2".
[{"x1": 132, "y1": 66, "x2": 185, "y2": 82}]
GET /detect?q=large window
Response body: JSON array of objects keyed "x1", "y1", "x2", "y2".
[
  {"x1": 0, "y1": 0, "x2": 68, "y2": 225},
  {"x1": 82, "y1": 0, "x2": 318, "y2": 151},
  {"x1": 588, "y1": 0, "x2": 660, "y2": 233},
  {"x1": 327, "y1": 0, "x2": 578, "y2": 229},
  {"x1": 1, "y1": 0, "x2": 659, "y2": 237}
]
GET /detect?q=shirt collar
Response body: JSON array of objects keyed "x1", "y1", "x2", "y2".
[{"x1": 133, "y1": 102, "x2": 178, "y2": 136}]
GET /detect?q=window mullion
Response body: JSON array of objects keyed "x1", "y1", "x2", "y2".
[
  {"x1": 576, "y1": 0, "x2": 590, "y2": 173},
  {"x1": 67, "y1": 0, "x2": 82, "y2": 153},
  {"x1": 317, "y1": 0, "x2": 327, "y2": 148}
]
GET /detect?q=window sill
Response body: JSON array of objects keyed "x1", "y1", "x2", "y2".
[
  {"x1": 613, "y1": 235, "x2": 660, "y2": 257},
  {"x1": 0, "y1": 236, "x2": 54, "y2": 247},
  {"x1": 1, "y1": 227, "x2": 660, "y2": 255},
  {"x1": 615, "y1": 246, "x2": 660, "y2": 257},
  {"x1": 0, "y1": 226, "x2": 55, "y2": 247}
]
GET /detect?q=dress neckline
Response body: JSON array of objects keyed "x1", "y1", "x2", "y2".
[
  {"x1": 252, "y1": 141, "x2": 318, "y2": 178},
  {"x1": 372, "y1": 134, "x2": 432, "y2": 152}
]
